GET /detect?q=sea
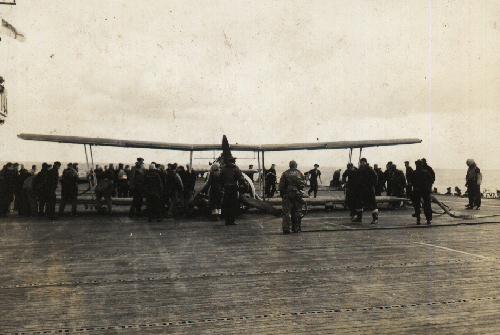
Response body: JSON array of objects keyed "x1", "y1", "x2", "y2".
[{"x1": 6, "y1": 161, "x2": 500, "y2": 195}]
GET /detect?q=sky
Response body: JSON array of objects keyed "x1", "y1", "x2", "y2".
[{"x1": 0, "y1": 1, "x2": 499, "y2": 169}]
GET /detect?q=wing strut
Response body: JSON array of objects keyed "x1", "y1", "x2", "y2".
[
  {"x1": 84, "y1": 144, "x2": 90, "y2": 172},
  {"x1": 261, "y1": 150, "x2": 266, "y2": 200},
  {"x1": 257, "y1": 151, "x2": 262, "y2": 196},
  {"x1": 348, "y1": 148, "x2": 353, "y2": 163},
  {"x1": 189, "y1": 150, "x2": 193, "y2": 172},
  {"x1": 358, "y1": 147, "x2": 363, "y2": 165}
]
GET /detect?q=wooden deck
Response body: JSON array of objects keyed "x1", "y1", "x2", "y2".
[{"x1": 1, "y1": 195, "x2": 499, "y2": 334}]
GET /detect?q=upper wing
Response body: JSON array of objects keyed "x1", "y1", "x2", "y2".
[{"x1": 18, "y1": 133, "x2": 421, "y2": 151}]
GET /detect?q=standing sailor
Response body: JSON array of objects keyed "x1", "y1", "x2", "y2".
[
  {"x1": 465, "y1": 159, "x2": 482, "y2": 210},
  {"x1": 279, "y1": 160, "x2": 306, "y2": 234},
  {"x1": 307, "y1": 164, "x2": 322, "y2": 198},
  {"x1": 412, "y1": 160, "x2": 433, "y2": 225},
  {"x1": 59, "y1": 163, "x2": 79, "y2": 216},
  {"x1": 45, "y1": 161, "x2": 61, "y2": 220},
  {"x1": 144, "y1": 163, "x2": 164, "y2": 222},
  {"x1": 129, "y1": 158, "x2": 145, "y2": 217},
  {"x1": 342, "y1": 163, "x2": 358, "y2": 219},
  {"x1": 404, "y1": 161, "x2": 414, "y2": 201}
]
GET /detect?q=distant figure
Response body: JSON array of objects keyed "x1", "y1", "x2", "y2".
[
  {"x1": 33, "y1": 163, "x2": 49, "y2": 216},
  {"x1": 384, "y1": 161, "x2": 394, "y2": 195},
  {"x1": 352, "y1": 158, "x2": 378, "y2": 224},
  {"x1": 117, "y1": 163, "x2": 128, "y2": 198},
  {"x1": 207, "y1": 162, "x2": 223, "y2": 220},
  {"x1": 22, "y1": 173, "x2": 37, "y2": 216},
  {"x1": 59, "y1": 163, "x2": 79, "y2": 216},
  {"x1": 342, "y1": 163, "x2": 358, "y2": 218},
  {"x1": 465, "y1": 159, "x2": 482, "y2": 210},
  {"x1": 128, "y1": 158, "x2": 145, "y2": 217},
  {"x1": 244, "y1": 164, "x2": 255, "y2": 182},
  {"x1": 94, "y1": 165, "x2": 104, "y2": 182},
  {"x1": 30, "y1": 164, "x2": 37, "y2": 175},
  {"x1": 307, "y1": 164, "x2": 322, "y2": 198},
  {"x1": 329, "y1": 169, "x2": 342, "y2": 190},
  {"x1": 404, "y1": 161, "x2": 414, "y2": 201},
  {"x1": 279, "y1": 160, "x2": 306, "y2": 234},
  {"x1": 432, "y1": 187, "x2": 438, "y2": 194},
  {"x1": 412, "y1": 160, "x2": 433, "y2": 225},
  {"x1": 445, "y1": 187, "x2": 452, "y2": 195},
  {"x1": 454, "y1": 186, "x2": 462, "y2": 196},
  {"x1": 0, "y1": 163, "x2": 15, "y2": 217},
  {"x1": 373, "y1": 164, "x2": 385, "y2": 196},
  {"x1": 390, "y1": 164, "x2": 406, "y2": 199},
  {"x1": 265, "y1": 164, "x2": 277, "y2": 198},
  {"x1": 45, "y1": 161, "x2": 61, "y2": 219},
  {"x1": 144, "y1": 164, "x2": 163, "y2": 222},
  {"x1": 165, "y1": 163, "x2": 184, "y2": 217},
  {"x1": 96, "y1": 164, "x2": 115, "y2": 215},
  {"x1": 16, "y1": 164, "x2": 31, "y2": 215},
  {"x1": 177, "y1": 165, "x2": 189, "y2": 208}
]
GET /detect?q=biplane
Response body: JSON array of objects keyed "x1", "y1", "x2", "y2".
[{"x1": 18, "y1": 133, "x2": 421, "y2": 215}]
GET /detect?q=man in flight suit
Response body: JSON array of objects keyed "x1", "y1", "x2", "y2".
[{"x1": 279, "y1": 160, "x2": 306, "y2": 234}]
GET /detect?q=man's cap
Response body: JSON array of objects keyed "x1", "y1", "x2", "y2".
[
  {"x1": 314, "y1": 164, "x2": 319, "y2": 167},
  {"x1": 137, "y1": 157, "x2": 144, "y2": 162}
]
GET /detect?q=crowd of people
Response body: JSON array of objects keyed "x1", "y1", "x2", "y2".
[{"x1": 0, "y1": 156, "x2": 483, "y2": 230}]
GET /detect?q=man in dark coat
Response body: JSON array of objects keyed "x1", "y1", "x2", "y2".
[
  {"x1": 96, "y1": 165, "x2": 115, "y2": 215},
  {"x1": 465, "y1": 159, "x2": 481, "y2": 210},
  {"x1": 165, "y1": 163, "x2": 183, "y2": 217},
  {"x1": 373, "y1": 164, "x2": 385, "y2": 196},
  {"x1": 412, "y1": 160, "x2": 433, "y2": 225},
  {"x1": 352, "y1": 158, "x2": 378, "y2": 224},
  {"x1": 220, "y1": 157, "x2": 245, "y2": 225},
  {"x1": 144, "y1": 164, "x2": 164, "y2": 222},
  {"x1": 33, "y1": 163, "x2": 49, "y2": 216},
  {"x1": 0, "y1": 163, "x2": 15, "y2": 216},
  {"x1": 342, "y1": 163, "x2": 358, "y2": 218},
  {"x1": 45, "y1": 161, "x2": 61, "y2": 219},
  {"x1": 384, "y1": 161, "x2": 394, "y2": 196},
  {"x1": 206, "y1": 163, "x2": 223, "y2": 220},
  {"x1": 421, "y1": 158, "x2": 435, "y2": 184},
  {"x1": 16, "y1": 164, "x2": 31, "y2": 216},
  {"x1": 129, "y1": 158, "x2": 145, "y2": 217},
  {"x1": 59, "y1": 163, "x2": 79, "y2": 216},
  {"x1": 404, "y1": 161, "x2": 414, "y2": 201},
  {"x1": 390, "y1": 164, "x2": 406, "y2": 198}
]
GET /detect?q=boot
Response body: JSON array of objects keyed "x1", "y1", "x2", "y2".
[
  {"x1": 352, "y1": 211, "x2": 362, "y2": 223},
  {"x1": 416, "y1": 216, "x2": 421, "y2": 225},
  {"x1": 370, "y1": 211, "x2": 378, "y2": 225}
]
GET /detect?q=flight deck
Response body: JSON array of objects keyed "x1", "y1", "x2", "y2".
[{"x1": 1, "y1": 195, "x2": 499, "y2": 334}]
